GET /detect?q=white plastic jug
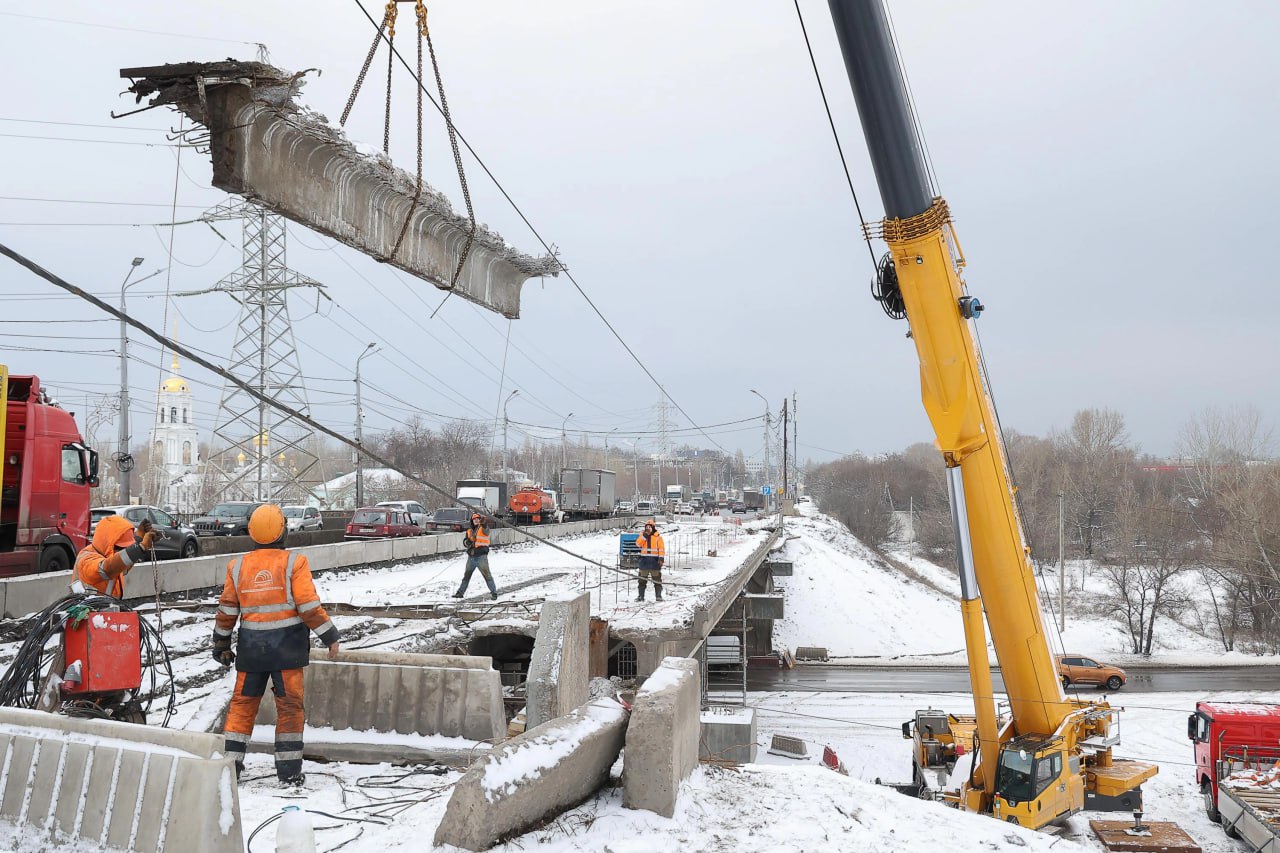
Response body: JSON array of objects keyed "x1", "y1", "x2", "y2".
[{"x1": 275, "y1": 805, "x2": 316, "y2": 853}]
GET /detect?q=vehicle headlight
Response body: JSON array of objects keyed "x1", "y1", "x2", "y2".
[{"x1": 223, "y1": 522, "x2": 236, "y2": 528}]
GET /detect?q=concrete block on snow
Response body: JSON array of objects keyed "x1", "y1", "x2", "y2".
[
  {"x1": 624, "y1": 657, "x2": 701, "y2": 817},
  {"x1": 3, "y1": 573, "x2": 65, "y2": 619},
  {"x1": 699, "y1": 707, "x2": 757, "y2": 764},
  {"x1": 526, "y1": 591, "x2": 590, "y2": 730},
  {"x1": 434, "y1": 697, "x2": 629, "y2": 851},
  {"x1": 0, "y1": 706, "x2": 241, "y2": 851},
  {"x1": 254, "y1": 651, "x2": 505, "y2": 743}
]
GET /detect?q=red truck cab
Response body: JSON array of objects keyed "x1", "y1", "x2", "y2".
[
  {"x1": 1188, "y1": 700, "x2": 1280, "y2": 821},
  {"x1": 0, "y1": 369, "x2": 99, "y2": 577}
]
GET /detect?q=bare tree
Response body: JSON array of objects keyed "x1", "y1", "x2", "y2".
[{"x1": 1060, "y1": 408, "x2": 1133, "y2": 556}]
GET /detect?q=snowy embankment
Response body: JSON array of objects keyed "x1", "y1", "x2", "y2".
[{"x1": 780, "y1": 502, "x2": 1276, "y2": 666}]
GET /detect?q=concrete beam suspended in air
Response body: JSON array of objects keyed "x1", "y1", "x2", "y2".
[{"x1": 120, "y1": 61, "x2": 561, "y2": 319}]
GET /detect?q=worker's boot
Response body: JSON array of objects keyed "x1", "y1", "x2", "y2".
[
  {"x1": 635, "y1": 579, "x2": 646, "y2": 602},
  {"x1": 655, "y1": 585, "x2": 664, "y2": 602},
  {"x1": 451, "y1": 590, "x2": 464, "y2": 599}
]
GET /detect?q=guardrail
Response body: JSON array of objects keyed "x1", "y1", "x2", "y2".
[{"x1": 0, "y1": 516, "x2": 635, "y2": 620}]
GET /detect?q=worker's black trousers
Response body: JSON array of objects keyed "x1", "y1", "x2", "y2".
[{"x1": 637, "y1": 568, "x2": 663, "y2": 600}]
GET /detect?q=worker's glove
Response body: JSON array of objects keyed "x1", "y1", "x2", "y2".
[
  {"x1": 212, "y1": 637, "x2": 235, "y2": 667},
  {"x1": 139, "y1": 531, "x2": 158, "y2": 551}
]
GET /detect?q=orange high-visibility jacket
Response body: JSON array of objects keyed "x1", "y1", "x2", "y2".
[
  {"x1": 214, "y1": 548, "x2": 338, "y2": 672},
  {"x1": 73, "y1": 515, "x2": 143, "y2": 597},
  {"x1": 636, "y1": 531, "x2": 665, "y2": 567},
  {"x1": 465, "y1": 525, "x2": 490, "y2": 555}
]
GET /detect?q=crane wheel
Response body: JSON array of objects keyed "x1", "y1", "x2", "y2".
[{"x1": 1061, "y1": 676, "x2": 1070, "y2": 689}]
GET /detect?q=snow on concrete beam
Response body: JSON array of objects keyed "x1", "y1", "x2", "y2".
[
  {"x1": 0, "y1": 706, "x2": 242, "y2": 851},
  {"x1": 526, "y1": 591, "x2": 590, "y2": 730},
  {"x1": 624, "y1": 657, "x2": 700, "y2": 817},
  {"x1": 434, "y1": 697, "x2": 630, "y2": 851},
  {"x1": 120, "y1": 61, "x2": 561, "y2": 318}
]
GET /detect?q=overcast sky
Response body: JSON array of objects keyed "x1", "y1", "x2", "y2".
[{"x1": 1, "y1": 0, "x2": 1277, "y2": 468}]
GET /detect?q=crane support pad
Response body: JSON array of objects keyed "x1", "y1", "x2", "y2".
[
  {"x1": 1088, "y1": 759, "x2": 1159, "y2": 797},
  {"x1": 120, "y1": 61, "x2": 561, "y2": 318},
  {"x1": 1089, "y1": 820, "x2": 1201, "y2": 853}
]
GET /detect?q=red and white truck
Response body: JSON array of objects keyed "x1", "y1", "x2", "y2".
[
  {"x1": 0, "y1": 367, "x2": 99, "y2": 577},
  {"x1": 1188, "y1": 700, "x2": 1280, "y2": 848}
]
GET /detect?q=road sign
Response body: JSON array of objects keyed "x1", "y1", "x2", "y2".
[{"x1": 761, "y1": 486, "x2": 772, "y2": 496}]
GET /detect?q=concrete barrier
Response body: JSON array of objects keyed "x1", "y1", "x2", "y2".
[
  {"x1": 526, "y1": 591, "x2": 590, "y2": 730},
  {"x1": 0, "y1": 706, "x2": 242, "y2": 851},
  {"x1": 624, "y1": 657, "x2": 700, "y2": 817},
  {"x1": 254, "y1": 650, "x2": 505, "y2": 743},
  {"x1": 434, "y1": 697, "x2": 630, "y2": 851},
  {"x1": 699, "y1": 707, "x2": 757, "y2": 764},
  {"x1": 0, "y1": 517, "x2": 631, "y2": 618}
]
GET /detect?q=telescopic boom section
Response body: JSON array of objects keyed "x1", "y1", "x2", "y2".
[{"x1": 826, "y1": 0, "x2": 1069, "y2": 737}]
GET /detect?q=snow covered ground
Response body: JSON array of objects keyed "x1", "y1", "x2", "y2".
[{"x1": 1, "y1": 505, "x2": 1262, "y2": 851}]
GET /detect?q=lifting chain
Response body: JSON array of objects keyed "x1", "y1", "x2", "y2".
[{"x1": 338, "y1": 1, "x2": 478, "y2": 283}]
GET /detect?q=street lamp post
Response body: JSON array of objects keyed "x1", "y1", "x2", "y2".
[
  {"x1": 117, "y1": 259, "x2": 164, "y2": 504},
  {"x1": 354, "y1": 343, "x2": 378, "y2": 508},
  {"x1": 560, "y1": 413, "x2": 574, "y2": 477},
  {"x1": 604, "y1": 427, "x2": 617, "y2": 470},
  {"x1": 502, "y1": 390, "x2": 519, "y2": 487},
  {"x1": 626, "y1": 439, "x2": 640, "y2": 503},
  {"x1": 750, "y1": 389, "x2": 771, "y2": 500}
]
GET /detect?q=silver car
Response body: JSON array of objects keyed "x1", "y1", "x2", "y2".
[
  {"x1": 376, "y1": 500, "x2": 429, "y2": 530},
  {"x1": 283, "y1": 505, "x2": 323, "y2": 531}
]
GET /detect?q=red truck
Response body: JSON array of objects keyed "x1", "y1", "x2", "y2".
[
  {"x1": 1188, "y1": 700, "x2": 1280, "y2": 844},
  {"x1": 0, "y1": 368, "x2": 99, "y2": 577}
]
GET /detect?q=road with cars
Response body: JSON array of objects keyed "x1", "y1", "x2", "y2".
[{"x1": 747, "y1": 665, "x2": 1278, "y2": 694}]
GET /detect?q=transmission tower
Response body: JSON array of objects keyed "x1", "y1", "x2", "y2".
[{"x1": 190, "y1": 200, "x2": 328, "y2": 503}]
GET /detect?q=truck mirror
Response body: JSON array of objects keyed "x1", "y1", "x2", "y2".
[
  {"x1": 902, "y1": 721, "x2": 912, "y2": 739},
  {"x1": 1187, "y1": 714, "x2": 1198, "y2": 741},
  {"x1": 87, "y1": 449, "x2": 100, "y2": 487}
]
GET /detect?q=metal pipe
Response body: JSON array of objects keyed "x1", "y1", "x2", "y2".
[{"x1": 946, "y1": 466, "x2": 999, "y2": 797}]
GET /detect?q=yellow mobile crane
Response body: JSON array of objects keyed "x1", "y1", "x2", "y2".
[{"x1": 823, "y1": 0, "x2": 1156, "y2": 829}]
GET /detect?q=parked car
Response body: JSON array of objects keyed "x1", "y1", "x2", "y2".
[
  {"x1": 283, "y1": 505, "x2": 323, "y2": 532},
  {"x1": 635, "y1": 500, "x2": 654, "y2": 515},
  {"x1": 192, "y1": 501, "x2": 265, "y2": 536},
  {"x1": 90, "y1": 505, "x2": 200, "y2": 559},
  {"x1": 1055, "y1": 654, "x2": 1126, "y2": 690},
  {"x1": 616, "y1": 500, "x2": 635, "y2": 514},
  {"x1": 730, "y1": 501, "x2": 747, "y2": 514},
  {"x1": 798, "y1": 496, "x2": 812, "y2": 504},
  {"x1": 344, "y1": 507, "x2": 420, "y2": 540},
  {"x1": 425, "y1": 507, "x2": 473, "y2": 533},
  {"x1": 376, "y1": 500, "x2": 429, "y2": 529},
  {"x1": 674, "y1": 501, "x2": 694, "y2": 515}
]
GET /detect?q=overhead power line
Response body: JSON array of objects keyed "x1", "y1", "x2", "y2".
[
  {"x1": 0, "y1": 239, "x2": 735, "y2": 588},
  {"x1": 347, "y1": 0, "x2": 733, "y2": 456}
]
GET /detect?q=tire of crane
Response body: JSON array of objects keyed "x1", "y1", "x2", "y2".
[{"x1": 1061, "y1": 676, "x2": 1070, "y2": 689}]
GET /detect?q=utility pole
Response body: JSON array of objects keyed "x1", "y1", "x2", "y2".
[
  {"x1": 792, "y1": 391, "x2": 798, "y2": 498},
  {"x1": 354, "y1": 343, "x2": 377, "y2": 508},
  {"x1": 117, "y1": 257, "x2": 144, "y2": 503},
  {"x1": 502, "y1": 390, "x2": 519, "y2": 487},
  {"x1": 782, "y1": 398, "x2": 789, "y2": 500},
  {"x1": 560, "y1": 413, "x2": 574, "y2": 480},
  {"x1": 1058, "y1": 490, "x2": 1066, "y2": 631},
  {"x1": 750, "y1": 389, "x2": 770, "y2": 495}
]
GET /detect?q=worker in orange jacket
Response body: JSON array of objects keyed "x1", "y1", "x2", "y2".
[
  {"x1": 635, "y1": 519, "x2": 665, "y2": 602},
  {"x1": 453, "y1": 512, "x2": 499, "y2": 600},
  {"x1": 72, "y1": 515, "x2": 157, "y2": 597},
  {"x1": 213, "y1": 504, "x2": 339, "y2": 784}
]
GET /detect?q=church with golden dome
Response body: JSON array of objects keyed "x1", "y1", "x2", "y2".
[{"x1": 150, "y1": 353, "x2": 202, "y2": 511}]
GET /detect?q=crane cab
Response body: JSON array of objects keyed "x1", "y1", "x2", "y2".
[{"x1": 992, "y1": 735, "x2": 1084, "y2": 829}]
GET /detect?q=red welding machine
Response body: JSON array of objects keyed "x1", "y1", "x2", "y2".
[{"x1": 61, "y1": 611, "x2": 142, "y2": 694}]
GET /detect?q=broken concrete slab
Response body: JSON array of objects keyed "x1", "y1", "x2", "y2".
[
  {"x1": 624, "y1": 657, "x2": 700, "y2": 817},
  {"x1": 434, "y1": 697, "x2": 629, "y2": 851},
  {"x1": 254, "y1": 650, "x2": 505, "y2": 743},
  {"x1": 121, "y1": 61, "x2": 561, "y2": 319},
  {"x1": 526, "y1": 591, "x2": 590, "y2": 730},
  {"x1": 0, "y1": 706, "x2": 242, "y2": 851}
]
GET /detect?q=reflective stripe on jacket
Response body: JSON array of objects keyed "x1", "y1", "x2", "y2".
[
  {"x1": 215, "y1": 548, "x2": 338, "y2": 672},
  {"x1": 636, "y1": 532, "x2": 665, "y2": 570}
]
